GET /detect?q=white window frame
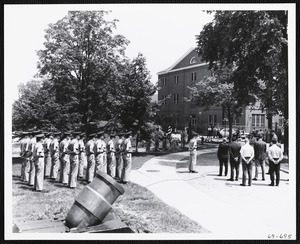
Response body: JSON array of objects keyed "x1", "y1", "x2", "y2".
[
  {"x1": 252, "y1": 114, "x2": 265, "y2": 127},
  {"x1": 191, "y1": 72, "x2": 197, "y2": 81},
  {"x1": 173, "y1": 94, "x2": 179, "y2": 104},
  {"x1": 174, "y1": 75, "x2": 178, "y2": 84}
]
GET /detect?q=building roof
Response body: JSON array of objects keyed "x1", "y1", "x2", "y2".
[{"x1": 157, "y1": 48, "x2": 208, "y2": 75}]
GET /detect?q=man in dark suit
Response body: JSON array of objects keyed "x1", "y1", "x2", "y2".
[
  {"x1": 227, "y1": 137, "x2": 241, "y2": 181},
  {"x1": 217, "y1": 138, "x2": 229, "y2": 176},
  {"x1": 253, "y1": 134, "x2": 267, "y2": 181}
]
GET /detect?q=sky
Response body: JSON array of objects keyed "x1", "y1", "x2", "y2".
[
  {"x1": 4, "y1": 4, "x2": 215, "y2": 103},
  {"x1": 4, "y1": 3, "x2": 295, "y2": 105}
]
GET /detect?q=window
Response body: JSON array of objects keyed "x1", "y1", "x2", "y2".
[
  {"x1": 208, "y1": 115, "x2": 217, "y2": 125},
  {"x1": 191, "y1": 72, "x2": 197, "y2": 81},
  {"x1": 161, "y1": 95, "x2": 167, "y2": 105},
  {"x1": 162, "y1": 77, "x2": 166, "y2": 86},
  {"x1": 208, "y1": 115, "x2": 212, "y2": 125},
  {"x1": 173, "y1": 94, "x2": 179, "y2": 104},
  {"x1": 190, "y1": 57, "x2": 197, "y2": 64},
  {"x1": 174, "y1": 75, "x2": 178, "y2": 84},
  {"x1": 191, "y1": 118, "x2": 196, "y2": 126},
  {"x1": 252, "y1": 114, "x2": 265, "y2": 127}
]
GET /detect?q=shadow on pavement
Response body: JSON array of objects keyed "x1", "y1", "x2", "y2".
[
  {"x1": 213, "y1": 177, "x2": 230, "y2": 181},
  {"x1": 176, "y1": 170, "x2": 193, "y2": 173}
]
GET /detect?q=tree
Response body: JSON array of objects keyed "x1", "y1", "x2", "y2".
[
  {"x1": 195, "y1": 11, "x2": 288, "y2": 151},
  {"x1": 116, "y1": 54, "x2": 157, "y2": 151},
  {"x1": 12, "y1": 79, "x2": 61, "y2": 131},
  {"x1": 186, "y1": 74, "x2": 243, "y2": 142},
  {"x1": 37, "y1": 11, "x2": 129, "y2": 130},
  {"x1": 13, "y1": 11, "x2": 158, "y2": 141}
]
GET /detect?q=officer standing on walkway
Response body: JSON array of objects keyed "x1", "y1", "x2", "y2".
[
  {"x1": 107, "y1": 132, "x2": 116, "y2": 178},
  {"x1": 267, "y1": 137, "x2": 284, "y2": 186},
  {"x1": 33, "y1": 134, "x2": 45, "y2": 192},
  {"x1": 188, "y1": 131, "x2": 198, "y2": 173},
  {"x1": 85, "y1": 133, "x2": 96, "y2": 183},
  {"x1": 77, "y1": 132, "x2": 85, "y2": 180},
  {"x1": 68, "y1": 131, "x2": 80, "y2": 188},
  {"x1": 240, "y1": 137, "x2": 255, "y2": 186},
  {"x1": 50, "y1": 132, "x2": 60, "y2": 180},
  {"x1": 121, "y1": 131, "x2": 132, "y2": 184}
]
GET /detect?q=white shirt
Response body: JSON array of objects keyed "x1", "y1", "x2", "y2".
[
  {"x1": 124, "y1": 138, "x2": 132, "y2": 153},
  {"x1": 189, "y1": 138, "x2": 197, "y2": 152},
  {"x1": 107, "y1": 139, "x2": 115, "y2": 153},
  {"x1": 268, "y1": 144, "x2": 283, "y2": 164},
  {"x1": 240, "y1": 143, "x2": 254, "y2": 163}
]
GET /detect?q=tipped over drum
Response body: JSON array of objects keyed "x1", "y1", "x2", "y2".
[{"x1": 65, "y1": 172, "x2": 125, "y2": 228}]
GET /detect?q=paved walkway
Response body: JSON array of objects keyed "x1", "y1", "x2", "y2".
[{"x1": 130, "y1": 149, "x2": 296, "y2": 239}]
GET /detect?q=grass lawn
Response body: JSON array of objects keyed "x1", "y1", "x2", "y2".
[{"x1": 12, "y1": 153, "x2": 208, "y2": 233}]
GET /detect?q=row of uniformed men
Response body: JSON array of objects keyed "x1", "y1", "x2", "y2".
[{"x1": 19, "y1": 130, "x2": 133, "y2": 192}]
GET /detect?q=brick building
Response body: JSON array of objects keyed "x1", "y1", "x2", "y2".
[{"x1": 157, "y1": 48, "x2": 283, "y2": 135}]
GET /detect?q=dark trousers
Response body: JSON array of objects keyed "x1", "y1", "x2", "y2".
[
  {"x1": 229, "y1": 158, "x2": 240, "y2": 180},
  {"x1": 219, "y1": 157, "x2": 228, "y2": 176},
  {"x1": 269, "y1": 161, "x2": 281, "y2": 186},
  {"x1": 254, "y1": 159, "x2": 265, "y2": 180},
  {"x1": 242, "y1": 160, "x2": 253, "y2": 186}
]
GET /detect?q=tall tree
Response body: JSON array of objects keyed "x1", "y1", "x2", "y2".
[
  {"x1": 186, "y1": 74, "x2": 243, "y2": 141},
  {"x1": 195, "y1": 11, "x2": 288, "y2": 151},
  {"x1": 13, "y1": 11, "x2": 158, "y2": 141},
  {"x1": 12, "y1": 79, "x2": 61, "y2": 131},
  {"x1": 116, "y1": 54, "x2": 157, "y2": 151},
  {"x1": 37, "y1": 11, "x2": 129, "y2": 129}
]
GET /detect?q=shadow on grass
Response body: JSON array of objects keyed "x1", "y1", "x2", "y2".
[
  {"x1": 53, "y1": 183, "x2": 70, "y2": 188},
  {"x1": 12, "y1": 157, "x2": 23, "y2": 164},
  {"x1": 12, "y1": 175, "x2": 22, "y2": 181},
  {"x1": 19, "y1": 185, "x2": 36, "y2": 191},
  {"x1": 179, "y1": 157, "x2": 189, "y2": 161},
  {"x1": 15, "y1": 181, "x2": 30, "y2": 185}
]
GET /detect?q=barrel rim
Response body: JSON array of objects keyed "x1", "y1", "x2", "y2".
[{"x1": 95, "y1": 172, "x2": 125, "y2": 195}]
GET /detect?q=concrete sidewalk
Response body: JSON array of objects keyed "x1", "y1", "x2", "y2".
[{"x1": 130, "y1": 149, "x2": 295, "y2": 239}]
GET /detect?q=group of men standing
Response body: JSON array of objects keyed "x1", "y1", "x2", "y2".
[
  {"x1": 217, "y1": 135, "x2": 284, "y2": 187},
  {"x1": 19, "y1": 130, "x2": 132, "y2": 192}
]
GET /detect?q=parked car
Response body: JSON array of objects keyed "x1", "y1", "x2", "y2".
[
  {"x1": 218, "y1": 128, "x2": 238, "y2": 137},
  {"x1": 240, "y1": 132, "x2": 249, "y2": 142}
]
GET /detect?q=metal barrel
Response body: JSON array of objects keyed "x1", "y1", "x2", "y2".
[{"x1": 65, "y1": 171, "x2": 125, "y2": 228}]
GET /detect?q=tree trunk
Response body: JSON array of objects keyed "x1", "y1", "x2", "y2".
[
  {"x1": 267, "y1": 113, "x2": 273, "y2": 130},
  {"x1": 135, "y1": 133, "x2": 139, "y2": 153},
  {"x1": 226, "y1": 106, "x2": 233, "y2": 142},
  {"x1": 283, "y1": 120, "x2": 288, "y2": 156}
]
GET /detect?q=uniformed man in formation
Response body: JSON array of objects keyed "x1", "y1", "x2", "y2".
[{"x1": 17, "y1": 129, "x2": 133, "y2": 192}]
